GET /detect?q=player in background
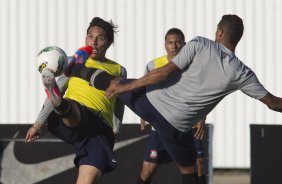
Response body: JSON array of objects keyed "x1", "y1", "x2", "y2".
[
  {"x1": 25, "y1": 17, "x2": 126, "y2": 184},
  {"x1": 138, "y1": 28, "x2": 207, "y2": 184},
  {"x1": 105, "y1": 14, "x2": 282, "y2": 184}
]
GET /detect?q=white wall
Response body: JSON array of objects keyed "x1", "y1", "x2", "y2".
[{"x1": 1, "y1": 0, "x2": 282, "y2": 168}]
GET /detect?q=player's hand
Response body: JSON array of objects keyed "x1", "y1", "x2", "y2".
[
  {"x1": 140, "y1": 119, "x2": 147, "y2": 131},
  {"x1": 25, "y1": 123, "x2": 43, "y2": 143},
  {"x1": 73, "y1": 46, "x2": 93, "y2": 64},
  {"x1": 105, "y1": 78, "x2": 123, "y2": 99},
  {"x1": 193, "y1": 118, "x2": 206, "y2": 140},
  {"x1": 64, "y1": 46, "x2": 92, "y2": 77}
]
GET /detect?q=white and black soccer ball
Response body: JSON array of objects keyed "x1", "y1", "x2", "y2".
[{"x1": 36, "y1": 46, "x2": 68, "y2": 76}]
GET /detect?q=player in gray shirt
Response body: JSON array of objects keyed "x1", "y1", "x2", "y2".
[
  {"x1": 146, "y1": 34, "x2": 267, "y2": 132},
  {"x1": 105, "y1": 15, "x2": 282, "y2": 184}
]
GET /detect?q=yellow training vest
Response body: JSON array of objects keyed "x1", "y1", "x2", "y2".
[
  {"x1": 153, "y1": 55, "x2": 169, "y2": 69},
  {"x1": 64, "y1": 57, "x2": 122, "y2": 128}
]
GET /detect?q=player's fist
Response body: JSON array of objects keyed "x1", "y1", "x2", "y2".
[
  {"x1": 73, "y1": 46, "x2": 93, "y2": 64},
  {"x1": 64, "y1": 46, "x2": 93, "y2": 77},
  {"x1": 25, "y1": 123, "x2": 43, "y2": 143}
]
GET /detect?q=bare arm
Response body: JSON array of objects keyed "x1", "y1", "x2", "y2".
[
  {"x1": 259, "y1": 93, "x2": 282, "y2": 112},
  {"x1": 106, "y1": 62, "x2": 180, "y2": 98}
]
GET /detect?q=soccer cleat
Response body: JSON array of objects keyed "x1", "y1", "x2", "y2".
[{"x1": 42, "y1": 68, "x2": 61, "y2": 107}]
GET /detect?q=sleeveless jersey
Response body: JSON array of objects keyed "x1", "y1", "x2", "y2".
[{"x1": 64, "y1": 58, "x2": 122, "y2": 127}]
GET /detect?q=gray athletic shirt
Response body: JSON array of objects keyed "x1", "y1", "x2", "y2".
[{"x1": 146, "y1": 36, "x2": 268, "y2": 132}]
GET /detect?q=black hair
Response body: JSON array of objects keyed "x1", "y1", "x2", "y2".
[
  {"x1": 165, "y1": 28, "x2": 185, "y2": 42},
  {"x1": 87, "y1": 17, "x2": 118, "y2": 45},
  {"x1": 218, "y1": 14, "x2": 244, "y2": 46}
]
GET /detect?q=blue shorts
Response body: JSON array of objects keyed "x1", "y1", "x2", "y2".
[
  {"x1": 118, "y1": 82, "x2": 196, "y2": 166},
  {"x1": 144, "y1": 129, "x2": 205, "y2": 164},
  {"x1": 47, "y1": 100, "x2": 117, "y2": 174},
  {"x1": 144, "y1": 130, "x2": 172, "y2": 163}
]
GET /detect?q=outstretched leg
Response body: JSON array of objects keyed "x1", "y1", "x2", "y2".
[{"x1": 42, "y1": 68, "x2": 81, "y2": 127}]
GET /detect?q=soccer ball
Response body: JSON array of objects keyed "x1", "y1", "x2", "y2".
[{"x1": 36, "y1": 46, "x2": 68, "y2": 76}]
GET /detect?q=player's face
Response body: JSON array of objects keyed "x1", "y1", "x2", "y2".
[
  {"x1": 165, "y1": 34, "x2": 185, "y2": 60},
  {"x1": 86, "y1": 26, "x2": 110, "y2": 61}
]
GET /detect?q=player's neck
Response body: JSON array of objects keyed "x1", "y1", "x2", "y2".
[
  {"x1": 91, "y1": 56, "x2": 107, "y2": 63},
  {"x1": 220, "y1": 40, "x2": 236, "y2": 53},
  {"x1": 166, "y1": 55, "x2": 173, "y2": 61}
]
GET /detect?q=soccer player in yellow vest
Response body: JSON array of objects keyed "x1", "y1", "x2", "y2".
[
  {"x1": 25, "y1": 17, "x2": 127, "y2": 184},
  {"x1": 138, "y1": 28, "x2": 207, "y2": 184}
]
